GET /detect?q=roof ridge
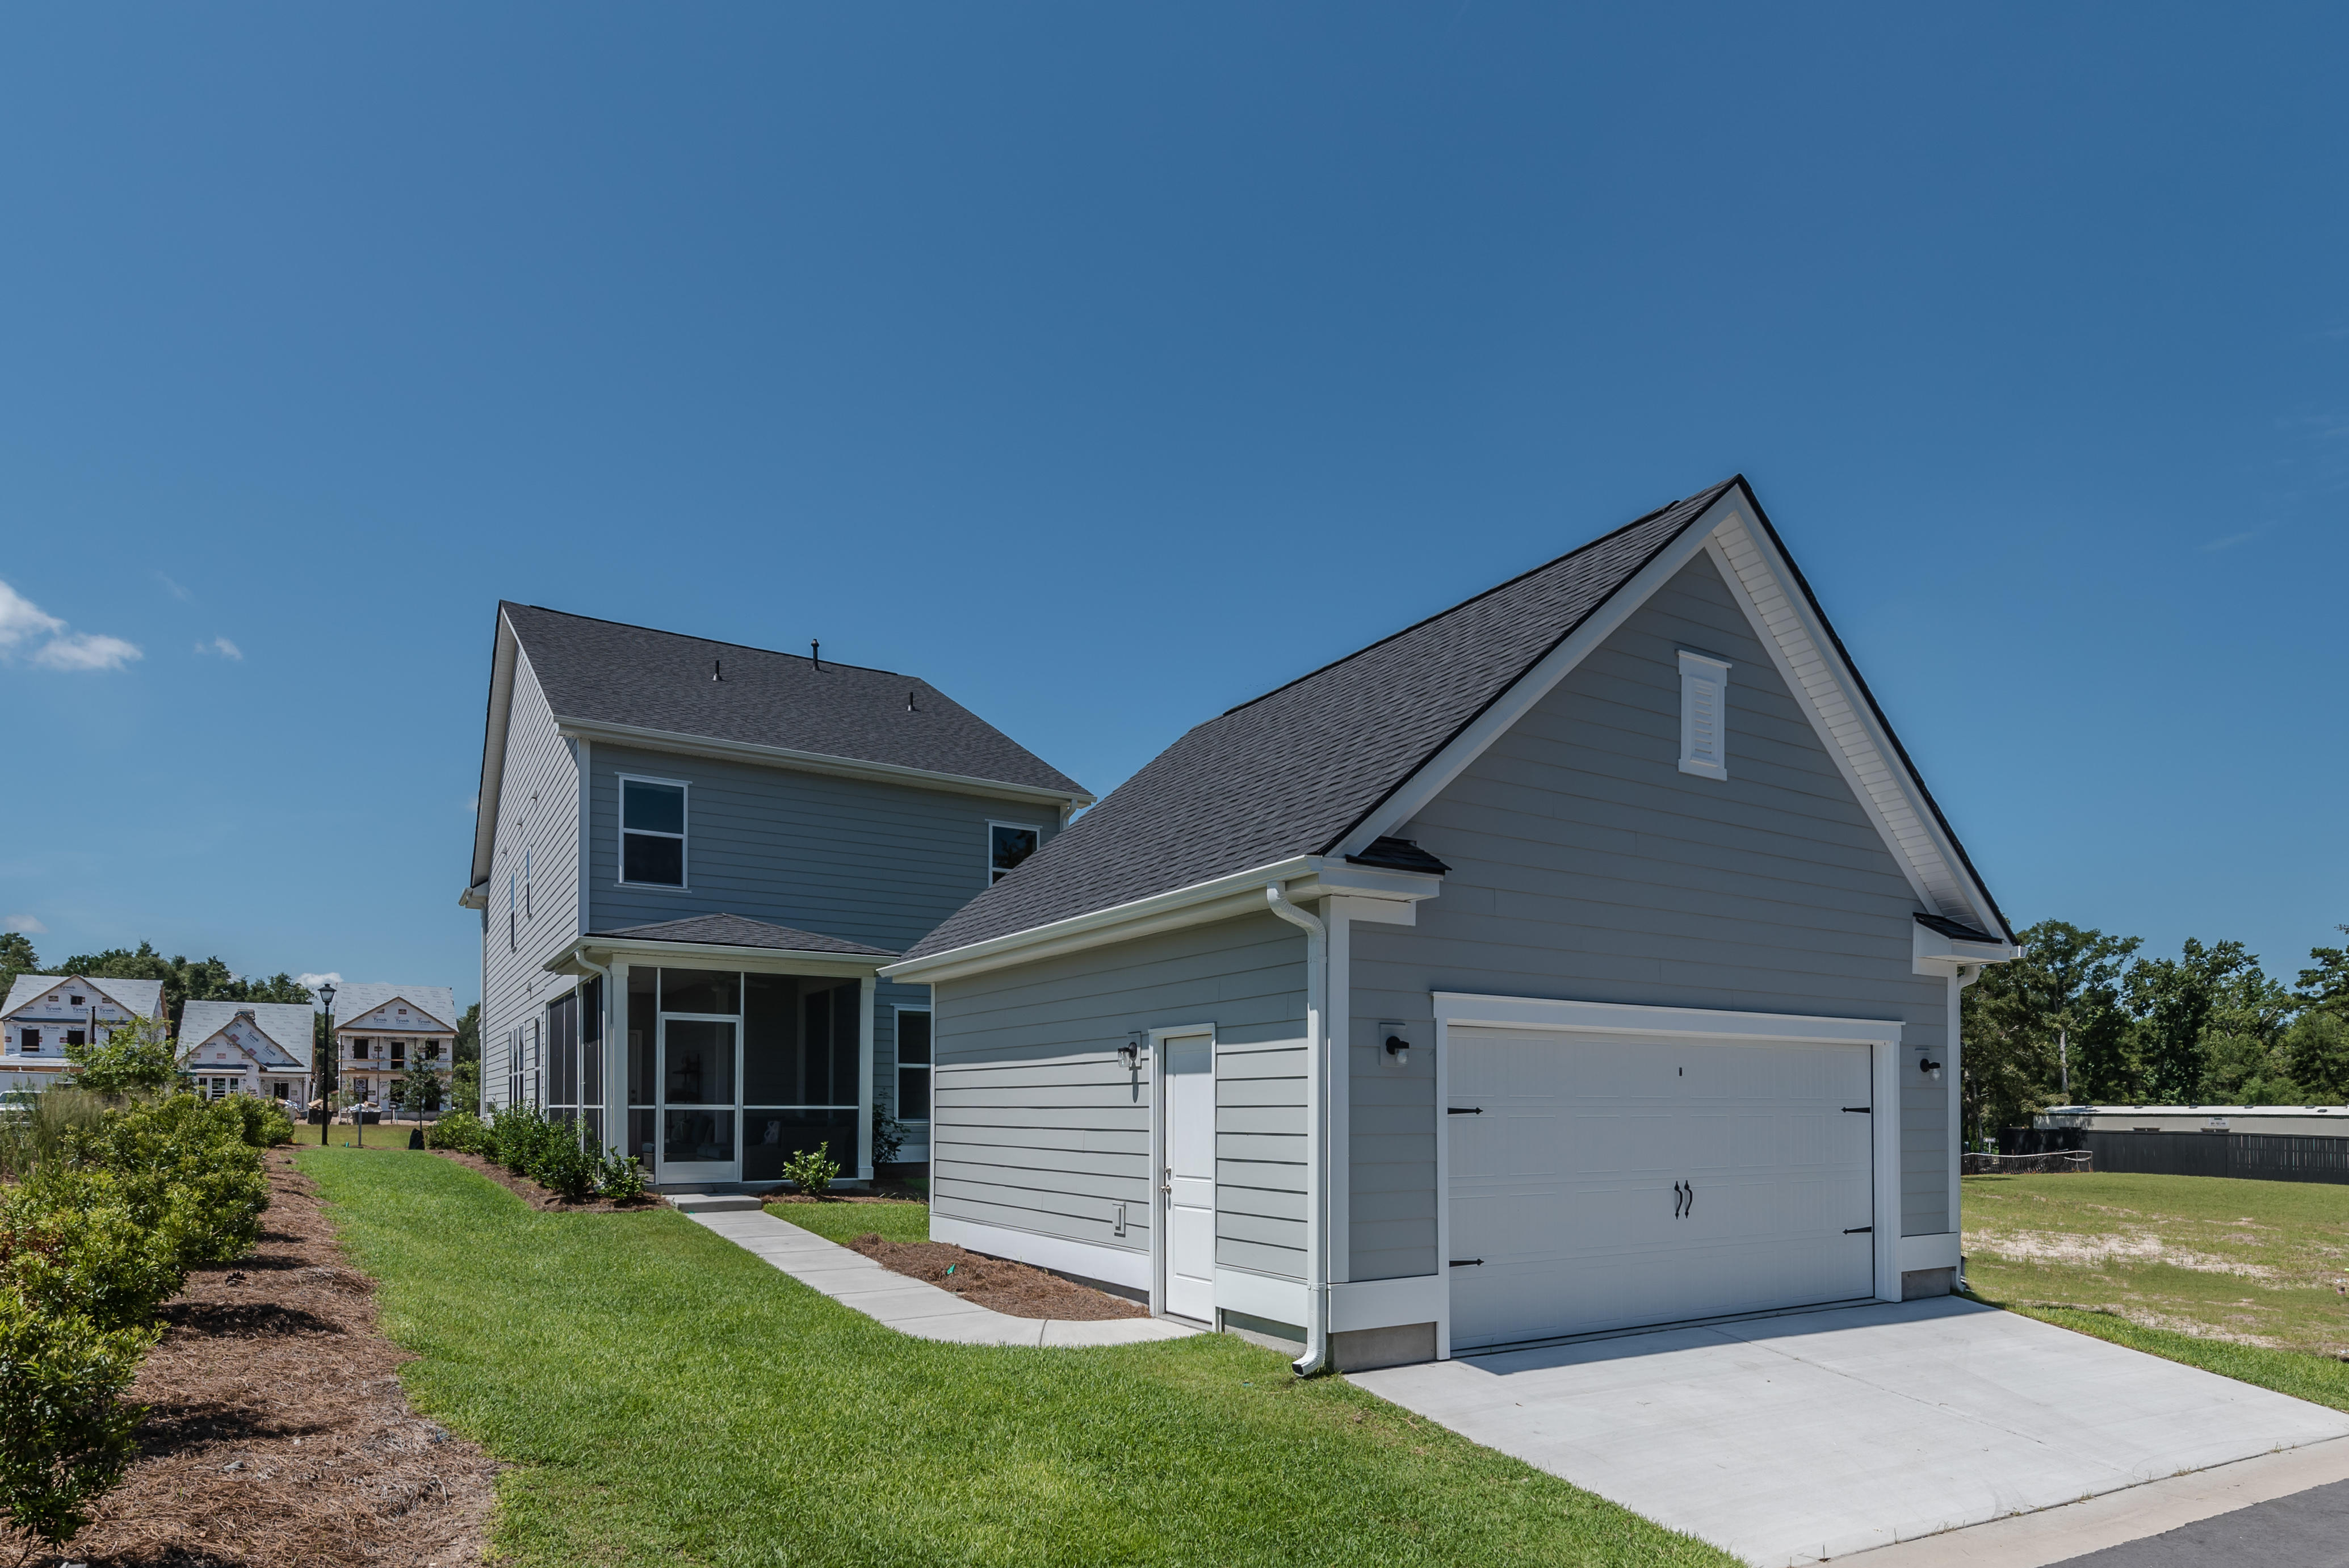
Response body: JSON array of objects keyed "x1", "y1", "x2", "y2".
[
  {"x1": 500, "y1": 601, "x2": 920, "y2": 682},
  {"x1": 1221, "y1": 478, "x2": 1739, "y2": 719}
]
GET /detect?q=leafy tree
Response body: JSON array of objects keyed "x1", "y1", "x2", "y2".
[
  {"x1": 0, "y1": 930, "x2": 39, "y2": 1002},
  {"x1": 454, "y1": 1002, "x2": 479, "y2": 1066},
  {"x1": 2285, "y1": 1011, "x2": 2349, "y2": 1101},
  {"x1": 2300, "y1": 927, "x2": 2349, "y2": 1016},
  {"x1": 2126, "y1": 939, "x2": 2288, "y2": 1104},
  {"x1": 63, "y1": 1017, "x2": 182, "y2": 1096},
  {"x1": 450, "y1": 1003, "x2": 481, "y2": 1114},
  {"x1": 54, "y1": 941, "x2": 312, "y2": 1032},
  {"x1": 1962, "y1": 921, "x2": 2139, "y2": 1136},
  {"x1": 392, "y1": 1066, "x2": 442, "y2": 1119}
]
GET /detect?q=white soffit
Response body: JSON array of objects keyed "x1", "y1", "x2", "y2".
[{"x1": 1703, "y1": 517, "x2": 1993, "y2": 933}]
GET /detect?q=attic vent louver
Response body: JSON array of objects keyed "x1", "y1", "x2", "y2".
[{"x1": 1677, "y1": 650, "x2": 1730, "y2": 781}]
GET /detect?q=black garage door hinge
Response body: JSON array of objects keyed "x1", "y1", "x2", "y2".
[
  {"x1": 1447, "y1": 1106, "x2": 1483, "y2": 1115},
  {"x1": 1844, "y1": 1226, "x2": 1872, "y2": 1234},
  {"x1": 1842, "y1": 1106, "x2": 1872, "y2": 1113},
  {"x1": 1449, "y1": 1257, "x2": 1484, "y2": 1267}
]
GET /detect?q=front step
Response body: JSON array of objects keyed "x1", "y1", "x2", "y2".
[{"x1": 666, "y1": 1192, "x2": 767, "y2": 1214}]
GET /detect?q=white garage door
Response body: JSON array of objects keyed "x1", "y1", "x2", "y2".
[{"x1": 1448, "y1": 1026, "x2": 1875, "y2": 1351}]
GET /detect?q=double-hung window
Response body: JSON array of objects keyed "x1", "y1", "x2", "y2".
[
  {"x1": 895, "y1": 1008, "x2": 932, "y2": 1123},
  {"x1": 620, "y1": 778, "x2": 688, "y2": 887},
  {"x1": 988, "y1": 823, "x2": 1041, "y2": 885}
]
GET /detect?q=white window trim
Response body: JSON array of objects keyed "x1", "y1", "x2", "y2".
[
  {"x1": 616, "y1": 773, "x2": 691, "y2": 890},
  {"x1": 1429, "y1": 991, "x2": 1906, "y2": 1358},
  {"x1": 987, "y1": 819, "x2": 1045, "y2": 886},
  {"x1": 892, "y1": 1003, "x2": 933, "y2": 1125},
  {"x1": 1677, "y1": 649, "x2": 1731, "y2": 781}
]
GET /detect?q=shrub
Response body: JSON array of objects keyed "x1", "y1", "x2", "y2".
[
  {"x1": 0, "y1": 1288, "x2": 157, "y2": 1552},
  {"x1": 597, "y1": 1151, "x2": 647, "y2": 1202},
  {"x1": 0, "y1": 1173, "x2": 187, "y2": 1332},
  {"x1": 781, "y1": 1141, "x2": 841, "y2": 1197},
  {"x1": 0, "y1": 1088, "x2": 110, "y2": 1181},
  {"x1": 426, "y1": 1109, "x2": 488, "y2": 1154},
  {"x1": 60, "y1": 1094, "x2": 269, "y2": 1270},
  {"x1": 62, "y1": 1015, "x2": 181, "y2": 1096},
  {"x1": 536, "y1": 1126, "x2": 600, "y2": 1203},
  {"x1": 227, "y1": 1096, "x2": 296, "y2": 1149}
]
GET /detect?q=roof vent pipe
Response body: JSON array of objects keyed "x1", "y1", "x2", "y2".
[
  {"x1": 1265, "y1": 883, "x2": 1330, "y2": 1377},
  {"x1": 712, "y1": 659, "x2": 722, "y2": 681},
  {"x1": 811, "y1": 640, "x2": 821, "y2": 670}
]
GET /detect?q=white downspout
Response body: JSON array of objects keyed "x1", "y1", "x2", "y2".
[{"x1": 1265, "y1": 883, "x2": 1329, "y2": 1376}]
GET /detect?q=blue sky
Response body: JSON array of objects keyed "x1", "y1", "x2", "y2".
[{"x1": 1, "y1": 5, "x2": 2342, "y2": 1005}]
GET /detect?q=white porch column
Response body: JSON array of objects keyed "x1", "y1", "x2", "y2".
[{"x1": 604, "y1": 961, "x2": 628, "y2": 1158}]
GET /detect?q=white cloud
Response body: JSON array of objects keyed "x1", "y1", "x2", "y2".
[
  {"x1": 32, "y1": 632, "x2": 142, "y2": 672},
  {"x1": 4, "y1": 914, "x2": 46, "y2": 935},
  {"x1": 0, "y1": 578, "x2": 142, "y2": 672},
  {"x1": 196, "y1": 636, "x2": 243, "y2": 660},
  {"x1": 156, "y1": 572, "x2": 192, "y2": 602},
  {"x1": 2201, "y1": 529, "x2": 2262, "y2": 553},
  {"x1": 465, "y1": 794, "x2": 479, "y2": 814},
  {"x1": 0, "y1": 581, "x2": 64, "y2": 649},
  {"x1": 297, "y1": 971, "x2": 345, "y2": 999}
]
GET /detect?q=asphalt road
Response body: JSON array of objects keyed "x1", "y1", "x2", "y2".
[{"x1": 2050, "y1": 1477, "x2": 2349, "y2": 1566}]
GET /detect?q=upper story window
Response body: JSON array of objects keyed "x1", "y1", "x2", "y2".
[
  {"x1": 69, "y1": 995, "x2": 83, "y2": 1007},
  {"x1": 989, "y1": 823, "x2": 1041, "y2": 885},
  {"x1": 1676, "y1": 651, "x2": 1731, "y2": 781},
  {"x1": 621, "y1": 778, "x2": 688, "y2": 887}
]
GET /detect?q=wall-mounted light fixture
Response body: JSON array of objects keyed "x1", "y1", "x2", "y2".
[
  {"x1": 1385, "y1": 1034, "x2": 1410, "y2": 1066},
  {"x1": 1118, "y1": 1033, "x2": 1142, "y2": 1072},
  {"x1": 1920, "y1": 1056, "x2": 1944, "y2": 1082}
]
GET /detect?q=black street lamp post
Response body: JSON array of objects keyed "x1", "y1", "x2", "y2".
[{"x1": 318, "y1": 984, "x2": 339, "y2": 1142}]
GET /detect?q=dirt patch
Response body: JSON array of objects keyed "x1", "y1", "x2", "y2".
[
  {"x1": 1970, "y1": 1227, "x2": 2279, "y2": 1278},
  {"x1": 425, "y1": 1148, "x2": 666, "y2": 1214},
  {"x1": 765, "y1": 1183, "x2": 929, "y2": 1205},
  {"x1": 9, "y1": 1154, "x2": 500, "y2": 1568},
  {"x1": 846, "y1": 1234, "x2": 1147, "y2": 1321}
]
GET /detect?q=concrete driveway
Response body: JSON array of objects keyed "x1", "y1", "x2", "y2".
[{"x1": 1349, "y1": 1297, "x2": 2349, "y2": 1566}]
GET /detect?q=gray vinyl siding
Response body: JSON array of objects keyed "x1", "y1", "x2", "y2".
[
  {"x1": 1350, "y1": 550, "x2": 1954, "y2": 1277},
  {"x1": 481, "y1": 653, "x2": 584, "y2": 1111},
  {"x1": 586, "y1": 743, "x2": 1060, "y2": 1126},
  {"x1": 929, "y1": 912, "x2": 1306, "y2": 1277}
]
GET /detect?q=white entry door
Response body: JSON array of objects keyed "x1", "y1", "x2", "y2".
[
  {"x1": 1448, "y1": 1027, "x2": 1874, "y2": 1351},
  {"x1": 1161, "y1": 1034, "x2": 1216, "y2": 1322}
]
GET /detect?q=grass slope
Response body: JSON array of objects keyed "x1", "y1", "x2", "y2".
[
  {"x1": 301, "y1": 1148, "x2": 1730, "y2": 1568},
  {"x1": 1963, "y1": 1171, "x2": 2349, "y2": 1356}
]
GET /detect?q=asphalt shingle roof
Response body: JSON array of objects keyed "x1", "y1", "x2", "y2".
[
  {"x1": 592, "y1": 914, "x2": 898, "y2": 958},
  {"x1": 904, "y1": 480, "x2": 1738, "y2": 961},
  {"x1": 2, "y1": 975, "x2": 168, "y2": 1022},
  {"x1": 501, "y1": 604, "x2": 1088, "y2": 800},
  {"x1": 180, "y1": 1000, "x2": 316, "y2": 1070},
  {"x1": 329, "y1": 984, "x2": 461, "y2": 1034}
]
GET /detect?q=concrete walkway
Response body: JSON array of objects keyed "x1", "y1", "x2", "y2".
[
  {"x1": 682, "y1": 1203, "x2": 1199, "y2": 1349},
  {"x1": 1350, "y1": 1297, "x2": 2349, "y2": 1567}
]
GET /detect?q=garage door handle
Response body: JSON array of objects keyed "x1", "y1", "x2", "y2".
[
  {"x1": 1844, "y1": 1226, "x2": 1872, "y2": 1234},
  {"x1": 1685, "y1": 1181, "x2": 1694, "y2": 1216},
  {"x1": 1449, "y1": 1258, "x2": 1483, "y2": 1267},
  {"x1": 1447, "y1": 1106, "x2": 1483, "y2": 1115},
  {"x1": 1673, "y1": 1180, "x2": 1687, "y2": 1218}
]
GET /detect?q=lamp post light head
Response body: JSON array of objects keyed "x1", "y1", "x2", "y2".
[{"x1": 318, "y1": 981, "x2": 337, "y2": 1011}]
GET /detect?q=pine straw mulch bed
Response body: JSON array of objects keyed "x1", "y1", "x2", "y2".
[
  {"x1": 422, "y1": 1149, "x2": 667, "y2": 1214},
  {"x1": 10, "y1": 1152, "x2": 501, "y2": 1568},
  {"x1": 844, "y1": 1234, "x2": 1148, "y2": 1321}
]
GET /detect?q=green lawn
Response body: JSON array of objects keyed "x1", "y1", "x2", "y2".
[
  {"x1": 300, "y1": 1147, "x2": 1730, "y2": 1567},
  {"x1": 766, "y1": 1195, "x2": 930, "y2": 1247},
  {"x1": 1962, "y1": 1170, "x2": 2349, "y2": 1415}
]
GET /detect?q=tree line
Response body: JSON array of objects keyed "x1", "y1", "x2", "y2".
[{"x1": 1962, "y1": 920, "x2": 2349, "y2": 1141}]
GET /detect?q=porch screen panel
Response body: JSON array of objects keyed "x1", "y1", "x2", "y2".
[
  {"x1": 547, "y1": 992, "x2": 579, "y2": 1114},
  {"x1": 580, "y1": 978, "x2": 603, "y2": 1145},
  {"x1": 740, "y1": 975, "x2": 861, "y2": 1183},
  {"x1": 627, "y1": 969, "x2": 657, "y2": 1168}
]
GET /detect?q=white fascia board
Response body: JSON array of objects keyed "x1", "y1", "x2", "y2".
[
  {"x1": 468, "y1": 613, "x2": 523, "y2": 893},
  {"x1": 1336, "y1": 488, "x2": 1750, "y2": 858},
  {"x1": 554, "y1": 716, "x2": 1094, "y2": 811},
  {"x1": 879, "y1": 856, "x2": 1441, "y2": 986},
  {"x1": 547, "y1": 940, "x2": 888, "y2": 980},
  {"x1": 1702, "y1": 523, "x2": 2009, "y2": 942},
  {"x1": 1432, "y1": 991, "x2": 1904, "y2": 1045},
  {"x1": 1912, "y1": 920, "x2": 2020, "y2": 976}
]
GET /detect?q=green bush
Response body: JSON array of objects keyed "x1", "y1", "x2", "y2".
[
  {"x1": 227, "y1": 1096, "x2": 296, "y2": 1148},
  {"x1": 60, "y1": 1094, "x2": 269, "y2": 1270},
  {"x1": 597, "y1": 1151, "x2": 647, "y2": 1202},
  {"x1": 0, "y1": 1288, "x2": 157, "y2": 1551},
  {"x1": 536, "y1": 1126, "x2": 600, "y2": 1202},
  {"x1": 781, "y1": 1141, "x2": 841, "y2": 1198},
  {"x1": 0, "y1": 1173, "x2": 187, "y2": 1332},
  {"x1": 62, "y1": 1015, "x2": 181, "y2": 1096},
  {"x1": 426, "y1": 1109, "x2": 488, "y2": 1153}
]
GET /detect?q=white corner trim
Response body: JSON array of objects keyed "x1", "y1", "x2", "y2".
[
  {"x1": 1432, "y1": 992, "x2": 1904, "y2": 1045},
  {"x1": 1216, "y1": 1266, "x2": 1308, "y2": 1328},
  {"x1": 1329, "y1": 1274, "x2": 1444, "y2": 1333},
  {"x1": 1338, "y1": 488, "x2": 1755, "y2": 858},
  {"x1": 930, "y1": 1214, "x2": 1151, "y2": 1291},
  {"x1": 1900, "y1": 1232, "x2": 1962, "y2": 1272},
  {"x1": 1702, "y1": 522, "x2": 2003, "y2": 938}
]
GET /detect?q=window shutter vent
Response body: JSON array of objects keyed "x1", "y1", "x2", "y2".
[{"x1": 1677, "y1": 651, "x2": 1732, "y2": 780}]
